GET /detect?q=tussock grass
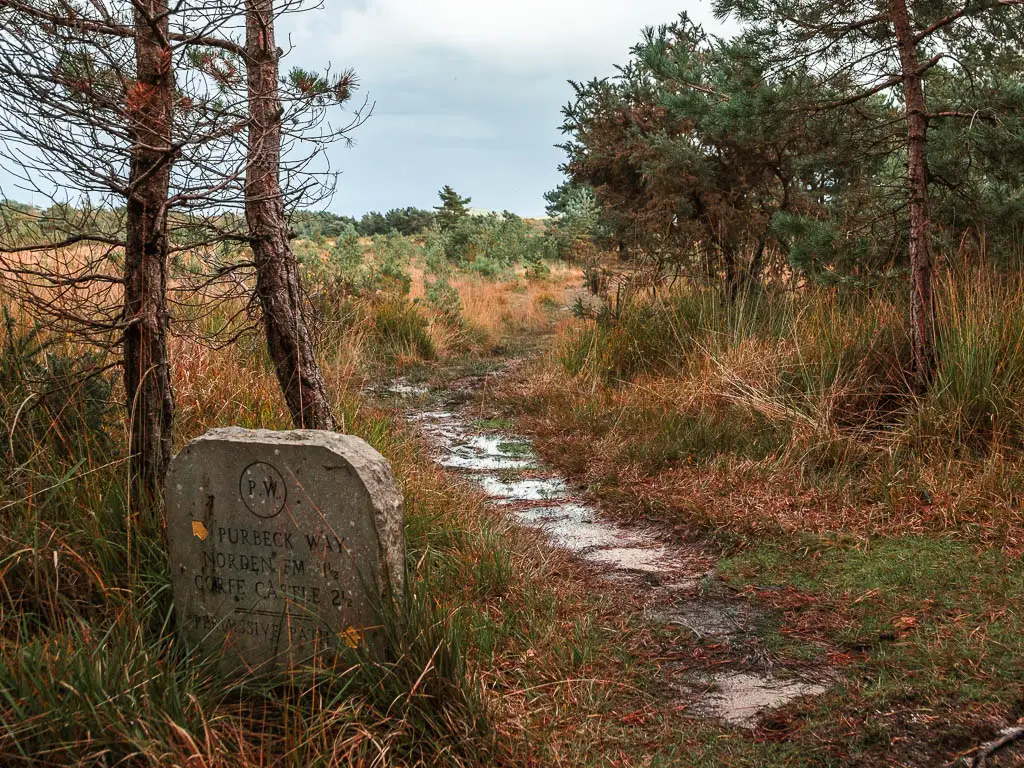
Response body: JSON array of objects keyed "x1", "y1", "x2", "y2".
[
  {"x1": 918, "y1": 265, "x2": 1024, "y2": 449},
  {"x1": 372, "y1": 298, "x2": 437, "y2": 361},
  {"x1": 0, "y1": 246, "x2": 658, "y2": 765},
  {"x1": 516, "y1": 267, "x2": 1024, "y2": 546}
]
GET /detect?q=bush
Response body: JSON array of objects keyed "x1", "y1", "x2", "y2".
[
  {"x1": 367, "y1": 233, "x2": 415, "y2": 295},
  {"x1": 426, "y1": 213, "x2": 549, "y2": 278},
  {"x1": 556, "y1": 266, "x2": 1024, "y2": 473},
  {"x1": 542, "y1": 184, "x2": 607, "y2": 261},
  {"x1": 373, "y1": 299, "x2": 435, "y2": 360},
  {"x1": 0, "y1": 311, "x2": 116, "y2": 471},
  {"x1": 425, "y1": 275, "x2": 462, "y2": 322},
  {"x1": 291, "y1": 210, "x2": 358, "y2": 239},
  {"x1": 299, "y1": 228, "x2": 416, "y2": 299},
  {"x1": 357, "y1": 207, "x2": 436, "y2": 236},
  {"x1": 918, "y1": 266, "x2": 1024, "y2": 449}
]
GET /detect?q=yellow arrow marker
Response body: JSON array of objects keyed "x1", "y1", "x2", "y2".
[
  {"x1": 192, "y1": 521, "x2": 209, "y2": 540},
  {"x1": 341, "y1": 626, "x2": 362, "y2": 648}
]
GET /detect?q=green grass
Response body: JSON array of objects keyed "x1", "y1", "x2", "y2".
[
  {"x1": 473, "y1": 417, "x2": 515, "y2": 431},
  {"x1": 713, "y1": 534, "x2": 1024, "y2": 763},
  {"x1": 721, "y1": 535, "x2": 1024, "y2": 677},
  {"x1": 496, "y1": 439, "x2": 531, "y2": 457}
]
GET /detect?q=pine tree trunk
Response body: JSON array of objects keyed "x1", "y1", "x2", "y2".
[
  {"x1": 244, "y1": 0, "x2": 336, "y2": 430},
  {"x1": 749, "y1": 237, "x2": 767, "y2": 286},
  {"x1": 891, "y1": 0, "x2": 936, "y2": 385},
  {"x1": 722, "y1": 241, "x2": 741, "y2": 302},
  {"x1": 123, "y1": 0, "x2": 175, "y2": 509}
]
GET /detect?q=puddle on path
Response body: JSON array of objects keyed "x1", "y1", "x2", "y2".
[
  {"x1": 474, "y1": 475, "x2": 569, "y2": 502},
  {"x1": 697, "y1": 673, "x2": 829, "y2": 728},
  {"x1": 387, "y1": 382, "x2": 430, "y2": 397},
  {"x1": 441, "y1": 435, "x2": 534, "y2": 470},
  {"x1": 385, "y1": 378, "x2": 831, "y2": 730},
  {"x1": 514, "y1": 505, "x2": 632, "y2": 551}
]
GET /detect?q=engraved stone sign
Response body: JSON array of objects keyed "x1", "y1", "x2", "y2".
[{"x1": 165, "y1": 428, "x2": 404, "y2": 672}]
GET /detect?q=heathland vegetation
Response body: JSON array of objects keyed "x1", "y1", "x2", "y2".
[
  {"x1": 502, "y1": 6, "x2": 1024, "y2": 764},
  {"x1": 2, "y1": 0, "x2": 1024, "y2": 766},
  {"x1": 0, "y1": 191, "x2": 604, "y2": 764}
]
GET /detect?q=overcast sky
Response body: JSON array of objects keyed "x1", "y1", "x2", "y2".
[
  {"x1": 0, "y1": 1, "x2": 733, "y2": 218},
  {"x1": 282, "y1": 0, "x2": 733, "y2": 217}
]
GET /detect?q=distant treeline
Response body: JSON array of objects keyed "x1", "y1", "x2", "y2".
[
  {"x1": 0, "y1": 201, "x2": 439, "y2": 244},
  {"x1": 292, "y1": 207, "x2": 437, "y2": 239}
]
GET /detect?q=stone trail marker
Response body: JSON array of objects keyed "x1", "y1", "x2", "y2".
[{"x1": 166, "y1": 428, "x2": 404, "y2": 672}]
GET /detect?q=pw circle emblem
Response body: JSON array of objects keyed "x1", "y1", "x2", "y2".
[{"x1": 239, "y1": 461, "x2": 287, "y2": 518}]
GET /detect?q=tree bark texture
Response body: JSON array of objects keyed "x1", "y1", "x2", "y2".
[
  {"x1": 721, "y1": 240, "x2": 741, "y2": 302},
  {"x1": 244, "y1": 0, "x2": 336, "y2": 430},
  {"x1": 891, "y1": 0, "x2": 936, "y2": 385},
  {"x1": 123, "y1": 0, "x2": 175, "y2": 508}
]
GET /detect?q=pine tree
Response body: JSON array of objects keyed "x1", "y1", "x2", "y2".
[
  {"x1": 715, "y1": 0, "x2": 1024, "y2": 383},
  {"x1": 434, "y1": 185, "x2": 471, "y2": 231},
  {"x1": 0, "y1": 0, "x2": 191, "y2": 506},
  {"x1": 244, "y1": 0, "x2": 345, "y2": 431},
  {"x1": 559, "y1": 15, "x2": 866, "y2": 293}
]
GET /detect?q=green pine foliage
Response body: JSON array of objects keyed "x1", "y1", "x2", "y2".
[
  {"x1": 558, "y1": 8, "x2": 1024, "y2": 287},
  {"x1": 542, "y1": 184, "x2": 605, "y2": 261},
  {"x1": 356, "y1": 207, "x2": 436, "y2": 236},
  {"x1": 425, "y1": 211, "x2": 549, "y2": 277},
  {"x1": 433, "y1": 185, "x2": 472, "y2": 232}
]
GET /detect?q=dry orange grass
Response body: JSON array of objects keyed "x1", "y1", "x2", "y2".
[
  {"x1": 502, "y1": 278, "x2": 1024, "y2": 551},
  {"x1": 453, "y1": 264, "x2": 581, "y2": 345},
  {"x1": 171, "y1": 332, "x2": 293, "y2": 439},
  {"x1": 286, "y1": 247, "x2": 581, "y2": 359},
  {"x1": 1, "y1": 304, "x2": 647, "y2": 765},
  {"x1": 511, "y1": 362, "x2": 1024, "y2": 551},
  {"x1": 391, "y1": 257, "x2": 582, "y2": 352},
  {"x1": 407, "y1": 263, "x2": 428, "y2": 301}
]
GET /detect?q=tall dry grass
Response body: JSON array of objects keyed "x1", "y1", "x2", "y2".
[
  {"x1": 0, "y1": 304, "x2": 492, "y2": 764},
  {"x1": 453, "y1": 265, "x2": 578, "y2": 345},
  {"x1": 511, "y1": 264, "x2": 1024, "y2": 547},
  {"x1": 0, "y1": 248, "x2": 614, "y2": 765}
]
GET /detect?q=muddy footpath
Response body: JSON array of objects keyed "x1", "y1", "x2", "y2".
[{"x1": 383, "y1": 371, "x2": 833, "y2": 730}]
